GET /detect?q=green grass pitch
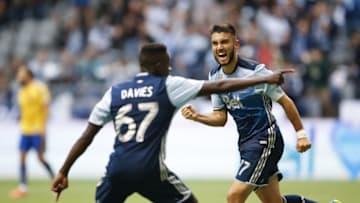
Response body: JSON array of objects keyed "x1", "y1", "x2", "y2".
[{"x1": 1, "y1": 179, "x2": 358, "y2": 202}]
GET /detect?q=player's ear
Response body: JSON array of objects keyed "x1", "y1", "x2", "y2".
[{"x1": 234, "y1": 38, "x2": 240, "y2": 48}]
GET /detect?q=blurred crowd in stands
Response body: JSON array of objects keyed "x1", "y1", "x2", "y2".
[{"x1": 0, "y1": 0, "x2": 359, "y2": 119}]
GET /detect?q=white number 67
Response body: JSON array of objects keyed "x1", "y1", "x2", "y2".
[{"x1": 115, "y1": 102, "x2": 159, "y2": 143}]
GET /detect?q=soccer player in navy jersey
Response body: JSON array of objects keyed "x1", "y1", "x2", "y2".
[
  {"x1": 181, "y1": 23, "x2": 316, "y2": 203},
  {"x1": 51, "y1": 43, "x2": 291, "y2": 203}
]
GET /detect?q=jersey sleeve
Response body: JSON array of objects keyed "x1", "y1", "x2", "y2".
[
  {"x1": 211, "y1": 94, "x2": 225, "y2": 110},
  {"x1": 88, "y1": 88, "x2": 112, "y2": 126},
  {"x1": 35, "y1": 81, "x2": 51, "y2": 106},
  {"x1": 42, "y1": 85, "x2": 51, "y2": 105},
  {"x1": 165, "y1": 76, "x2": 204, "y2": 108},
  {"x1": 208, "y1": 72, "x2": 226, "y2": 110},
  {"x1": 38, "y1": 82, "x2": 50, "y2": 123},
  {"x1": 254, "y1": 64, "x2": 285, "y2": 101}
]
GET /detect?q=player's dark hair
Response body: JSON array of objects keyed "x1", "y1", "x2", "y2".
[
  {"x1": 140, "y1": 43, "x2": 167, "y2": 54},
  {"x1": 209, "y1": 23, "x2": 236, "y2": 36},
  {"x1": 22, "y1": 66, "x2": 34, "y2": 79},
  {"x1": 139, "y1": 43, "x2": 168, "y2": 69}
]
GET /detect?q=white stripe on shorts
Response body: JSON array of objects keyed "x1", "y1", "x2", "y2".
[
  {"x1": 249, "y1": 125, "x2": 276, "y2": 183},
  {"x1": 159, "y1": 135, "x2": 168, "y2": 181},
  {"x1": 167, "y1": 175, "x2": 192, "y2": 203}
]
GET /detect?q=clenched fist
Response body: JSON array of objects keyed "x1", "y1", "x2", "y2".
[
  {"x1": 296, "y1": 137, "x2": 312, "y2": 153},
  {"x1": 181, "y1": 104, "x2": 198, "y2": 120}
]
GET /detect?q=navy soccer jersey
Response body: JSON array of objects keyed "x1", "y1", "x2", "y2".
[
  {"x1": 209, "y1": 57, "x2": 285, "y2": 149},
  {"x1": 88, "y1": 72, "x2": 203, "y2": 181},
  {"x1": 209, "y1": 57, "x2": 285, "y2": 187}
]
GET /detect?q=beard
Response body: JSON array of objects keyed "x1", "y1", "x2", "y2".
[{"x1": 214, "y1": 47, "x2": 235, "y2": 66}]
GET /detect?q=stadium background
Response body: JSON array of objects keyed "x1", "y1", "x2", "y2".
[{"x1": 0, "y1": 0, "x2": 359, "y2": 202}]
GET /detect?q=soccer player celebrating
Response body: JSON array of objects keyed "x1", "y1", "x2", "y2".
[
  {"x1": 181, "y1": 23, "x2": 316, "y2": 203},
  {"x1": 51, "y1": 43, "x2": 292, "y2": 203},
  {"x1": 10, "y1": 66, "x2": 55, "y2": 199}
]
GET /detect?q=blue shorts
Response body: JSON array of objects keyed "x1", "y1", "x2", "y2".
[
  {"x1": 95, "y1": 170, "x2": 196, "y2": 203},
  {"x1": 19, "y1": 135, "x2": 42, "y2": 152},
  {"x1": 236, "y1": 129, "x2": 284, "y2": 189}
]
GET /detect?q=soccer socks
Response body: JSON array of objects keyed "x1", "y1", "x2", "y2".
[
  {"x1": 42, "y1": 161, "x2": 55, "y2": 179},
  {"x1": 20, "y1": 164, "x2": 27, "y2": 189},
  {"x1": 283, "y1": 195, "x2": 318, "y2": 203},
  {"x1": 18, "y1": 161, "x2": 53, "y2": 191}
]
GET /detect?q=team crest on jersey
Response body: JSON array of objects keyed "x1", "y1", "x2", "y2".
[{"x1": 221, "y1": 95, "x2": 243, "y2": 109}]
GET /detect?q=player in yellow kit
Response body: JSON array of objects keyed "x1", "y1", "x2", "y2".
[{"x1": 9, "y1": 66, "x2": 54, "y2": 199}]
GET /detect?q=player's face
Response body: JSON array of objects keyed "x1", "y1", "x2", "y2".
[{"x1": 211, "y1": 32, "x2": 238, "y2": 65}]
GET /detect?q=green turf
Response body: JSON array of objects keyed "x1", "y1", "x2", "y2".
[{"x1": 1, "y1": 179, "x2": 358, "y2": 202}]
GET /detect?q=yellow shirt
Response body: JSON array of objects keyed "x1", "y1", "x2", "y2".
[{"x1": 18, "y1": 80, "x2": 50, "y2": 135}]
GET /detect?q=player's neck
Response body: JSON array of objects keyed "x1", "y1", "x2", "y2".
[
  {"x1": 20, "y1": 79, "x2": 32, "y2": 87},
  {"x1": 221, "y1": 55, "x2": 238, "y2": 75}
]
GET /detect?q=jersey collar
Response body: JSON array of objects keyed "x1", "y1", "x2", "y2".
[
  {"x1": 220, "y1": 56, "x2": 241, "y2": 75},
  {"x1": 136, "y1": 72, "x2": 149, "y2": 77}
]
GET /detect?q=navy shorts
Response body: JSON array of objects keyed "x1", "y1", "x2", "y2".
[
  {"x1": 95, "y1": 170, "x2": 196, "y2": 203},
  {"x1": 236, "y1": 129, "x2": 284, "y2": 189},
  {"x1": 19, "y1": 135, "x2": 42, "y2": 152}
]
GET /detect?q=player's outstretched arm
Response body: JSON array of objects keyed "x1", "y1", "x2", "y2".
[
  {"x1": 277, "y1": 94, "x2": 311, "y2": 153},
  {"x1": 181, "y1": 69, "x2": 294, "y2": 127},
  {"x1": 51, "y1": 122, "x2": 102, "y2": 201},
  {"x1": 197, "y1": 69, "x2": 293, "y2": 96}
]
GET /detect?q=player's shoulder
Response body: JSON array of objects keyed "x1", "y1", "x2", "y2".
[
  {"x1": 32, "y1": 80, "x2": 48, "y2": 89},
  {"x1": 209, "y1": 56, "x2": 262, "y2": 76},
  {"x1": 237, "y1": 57, "x2": 261, "y2": 71},
  {"x1": 111, "y1": 74, "x2": 165, "y2": 92},
  {"x1": 166, "y1": 75, "x2": 185, "y2": 82},
  {"x1": 112, "y1": 79, "x2": 133, "y2": 90},
  {"x1": 33, "y1": 79, "x2": 46, "y2": 86},
  {"x1": 27, "y1": 80, "x2": 49, "y2": 95},
  {"x1": 209, "y1": 64, "x2": 222, "y2": 77},
  {"x1": 165, "y1": 75, "x2": 188, "y2": 87},
  {"x1": 165, "y1": 75, "x2": 203, "y2": 92}
]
